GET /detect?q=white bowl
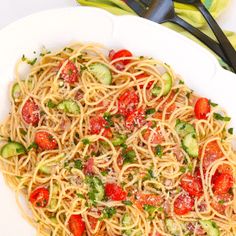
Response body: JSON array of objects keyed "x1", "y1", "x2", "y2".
[{"x1": 0, "y1": 7, "x2": 235, "y2": 235}]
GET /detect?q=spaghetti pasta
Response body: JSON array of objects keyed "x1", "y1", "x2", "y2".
[{"x1": 0, "y1": 43, "x2": 236, "y2": 236}]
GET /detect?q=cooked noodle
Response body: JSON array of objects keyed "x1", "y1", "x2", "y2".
[{"x1": 0, "y1": 43, "x2": 236, "y2": 236}]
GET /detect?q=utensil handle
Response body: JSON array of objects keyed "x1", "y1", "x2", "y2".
[
  {"x1": 170, "y1": 16, "x2": 228, "y2": 63},
  {"x1": 196, "y1": 2, "x2": 236, "y2": 72}
]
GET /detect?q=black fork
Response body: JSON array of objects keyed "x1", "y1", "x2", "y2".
[{"x1": 125, "y1": 0, "x2": 230, "y2": 68}]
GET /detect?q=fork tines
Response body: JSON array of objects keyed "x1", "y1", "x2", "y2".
[{"x1": 125, "y1": 0, "x2": 148, "y2": 16}]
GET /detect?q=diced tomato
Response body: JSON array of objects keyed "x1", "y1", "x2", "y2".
[
  {"x1": 217, "y1": 164, "x2": 233, "y2": 175},
  {"x1": 75, "y1": 90, "x2": 84, "y2": 101},
  {"x1": 136, "y1": 72, "x2": 154, "y2": 89},
  {"x1": 174, "y1": 193, "x2": 194, "y2": 215},
  {"x1": 194, "y1": 97, "x2": 210, "y2": 120},
  {"x1": 118, "y1": 89, "x2": 139, "y2": 116},
  {"x1": 87, "y1": 214, "x2": 99, "y2": 230},
  {"x1": 105, "y1": 183, "x2": 127, "y2": 201},
  {"x1": 186, "y1": 223, "x2": 205, "y2": 235},
  {"x1": 110, "y1": 49, "x2": 133, "y2": 65},
  {"x1": 60, "y1": 60, "x2": 79, "y2": 84},
  {"x1": 22, "y1": 98, "x2": 40, "y2": 126},
  {"x1": 212, "y1": 173, "x2": 233, "y2": 194},
  {"x1": 29, "y1": 187, "x2": 49, "y2": 208},
  {"x1": 211, "y1": 193, "x2": 233, "y2": 214},
  {"x1": 125, "y1": 108, "x2": 146, "y2": 130},
  {"x1": 132, "y1": 193, "x2": 163, "y2": 210},
  {"x1": 68, "y1": 214, "x2": 85, "y2": 236},
  {"x1": 142, "y1": 127, "x2": 164, "y2": 145},
  {"x1": 89, "y1": 117, "x2": 112, "y2": 138},
  {"x1": 35, "y1": 131, "x2": 58, "y2": 150},
  {"x1": 180, "y1": 173, "x2": 203, "y2": 197},
  {"x1": 200, "y1": 141, "x2": 224, "y2": 170},
  {"x1": 83, "y1": 158, "x2": 94, "y2": 175}
]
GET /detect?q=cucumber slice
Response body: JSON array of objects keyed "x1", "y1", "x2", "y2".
[
  {"x1": 0, "y1": 142, "x2": 26, "y2": 158},
  {"x1": 175, "y1": 120, "x2": 196, "y2": 138},
  {"x1": 57, "y1": 99, "x2": 80, "y2": 114},
  {"x1": 49, "y1": 184, "x2": 59, "y2": 209},
  {"x1": 182, "y1": 132, "x2": 199, "y2": 157},
  {"x1": 166, "y1": 218, "x2": 180, "y2": 236},
  {"x1": 86, "y1": 176, "x2": 104, "y2": 202},
  {"x1": 200, "y1": 220, "x2": 219, "y2": 236},
  {"x1": 12, "y1": 83, "x2": 21, "y2": 100},
  {"x1": 151, "y1": 72, "x2": 172, "y2": 96},
  {"x1": 89, "y1": 63, "x2": 112, "y2": 85}
]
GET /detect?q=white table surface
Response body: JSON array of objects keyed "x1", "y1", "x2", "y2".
[{"x1": 0, "y1": 0, "x2": 235, "y2": 31}]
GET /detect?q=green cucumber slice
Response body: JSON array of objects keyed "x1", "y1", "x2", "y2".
[
  {"x1": 89, "y1": 63, "x2": 112, "y2": 85},
  {"x1": 122, "y1": 214, "x2": 141, "y2": 236},
  {"x1": 12, "y1": 83, "x2": 21, "y2": 100},
  {"x1": 57, "y1": 99, "x2": 80, "y2": 114},
  {"x1": 175, "y1": 120, "x2": 196, "y2": 138},
  {"x1": 182, "y1": 133, "x2": 199, "y2": 157},
  {"x1": 86, "y1": 176, "x2": 104, "y2": 202},
  {"x1": 151, "y1": 72, "x2": 172, "y2": 96},
  {"x1": 200, "y1": 220, "x2": 220, "y2": 236},
  {"x1": 1, "y1": 141, "x2": 26, "y2": 158},
  {"x1": 111, "y1": 134, "x2": 127, "y2": 146}
]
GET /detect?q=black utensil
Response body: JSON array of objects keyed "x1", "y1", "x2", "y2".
[
  {"x1": 125, "y1": 0, "x2": 229, "y2": 65},
  {"x1": 174, "y1": 0, "x2": 236, "y2": 72}
]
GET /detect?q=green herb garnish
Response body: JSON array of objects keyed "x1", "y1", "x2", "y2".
[{"x1": 213, "y1": 113, "x2": 231, "y2": 122}]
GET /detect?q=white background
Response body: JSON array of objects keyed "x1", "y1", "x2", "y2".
[{"x1": 0, "y1": 0, "x2": 235, "y2": 31}]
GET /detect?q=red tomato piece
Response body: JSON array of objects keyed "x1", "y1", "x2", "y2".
[
  {"x1": 60, "y1": 60, "x2": 79, "y2": 84},
  {"x1": 87, "y1": 214, "x2": 99, "y2": 230},
  {"x1": 212, "y1": 173, "x2": 233, "y2": 194},
  {"x1": 22, "y1": 98, "x2": 40, "y2": 126},
  {"x1": 35, "y1": 131, "x2": 58, "y2": 150},
  {"x1": 68, "y1": 214, "x2": 85, "y2": 236},
  {"x1": 110, "y1": 49, "x2": 133, "y2": 65},
  {"x1": 118, "y1": 89, "x2": 139, "y2": 116},
  {"x1": 217, "y1": 164, "x2": 233, "y2": 175},
  {"x1": 211, "y1": 193, "x2": 233, "y2": 214},
  {"x1": 105, "y1": 183, "x2": 127, "y2": 201},
  {"x1": 117, "y1": 155, "x2": 124, "y2": 169},
  {"x1": 125, "y1": 108, "x2": 146, "y2": 130},
  {"x1": 143, "y1": 127, "x2": 164, "y2": 145},
  {"x1": 180, "y1": 173, "x2": 203, "y2": 197},
  {"x1": 194, "y1": 97, "x2": 210, "y2": 120},
  {"x1": 89, "y1": 117, "x2": 112, "y2": 138},
  {"x1": 133, "y1": 193, "x2": 163, "y2": 210},
  {"x1": 83, "y1": 158, "x2": 94, "y2": 175},
  {"x1": 136, "y1": 73, "x2": 154, "y2": 89},
  {"x1": 174, "y1": 193, "x2": 194, "y2": 215},
  {"x1": 200, "y1": 141, "x2": 224, "y2": 170},
  {"x1": 29, "y1": 187, "x2": 49, "y2": 208}
]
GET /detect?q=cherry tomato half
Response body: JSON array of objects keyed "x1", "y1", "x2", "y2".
[
  {"x1": 68, "y1": 214, "x2": 85, "y2": 236},
  {"x1": 35, "y1": 131, "x2": 58, "y2": 150},
  {"x1": 89, "y1": 116, "x2": 112, "y2": 138},
  {"x1": 174, "y1": 193, "x2": 194, "y2": 215},
  {"x1": 22, "y1": 98, "x2": 40, "y2": 126},
  {"x1": 110, "y1": 49, "x2": 133, "y2": 65},
  {"x1": 105, "y1": 183, "x2": 127, "y2": 201},
  {"x1": 118, "y1": 89, "x2": 139, "y2": 117},
  {"x1": 180, "y1": 173, "x2": 203, "y2": 197},
  {"x1": 125, "y1": 108, "x2": 146, "y2": 130},
  {"x1": 60, "y1": 60, "x2": 79, "y2": 84},
  {"x1": 213, "y1": 173, "x2": 233, "y2": 195},
  {"x1": 194, "y1": 97, "x2": 210, "y2": 120},
  {"x1": 29, "y1": 187, "x2": 49, "y2": 208}
]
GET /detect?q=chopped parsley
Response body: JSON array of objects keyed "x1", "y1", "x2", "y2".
[
  {"x1": 19, "y1": 128, "x2": 27, "y2": 136},
  {"x1": 82, "y1": 138, "x2": 90, "y2": 145},
  {"x1": 228, "y1": 128, "x2": 234, "y2": 135},
  {"x1": 74, "y1": 160, "x2": 83, "y2": 170},
  {"x1": 63, "y1": 47, "x2": 74, "y2": 53},
  {"x1": 76, "y1": 193, "x2": 85, "y2": 199},
  {"x1": 99, "y1": 207, "x2": 116, "y2": 220},
  {"x1": 209, "y1": 100, "x2": 218, "y2": 107},
  {"x1": 146, "y1": 108, "x2": 155, "y2": 115},
  {"x1": 21, "y1": 54, "x2": 37, "y2": 65},
  {"x1": 103, "y1": 112, "x2": 114, "y2": 127},
  {"x1": 213, "y1": 113, "x2": 231, "y2": 122},
  {"x1": 47, "y1": 99, "x2": 57, "y2": 108},
  {"x1": 122, "y1": 200, "x2": 133, "y2": 206},
  {"x1": 143, "y1": 168, "x2": 155, "y2": 180},
  {"x1": 155, "y1": 145, "x2": 164, "y2": 158},
  {"x1": 122, "y1": 149, "x2": 136, "y2": 164},
  {"x1": 179, "y1": 80, "x2": 184, "y2": 84},
  {"x1": 27, "y1": 142, "x2": 38, "y2": 151},
  {"x1": 101, "y1": 170, "x2": 108, "y2": 176},
  {"x1": 111, "y1": 134, "x2": 127, "y2": 146}
]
